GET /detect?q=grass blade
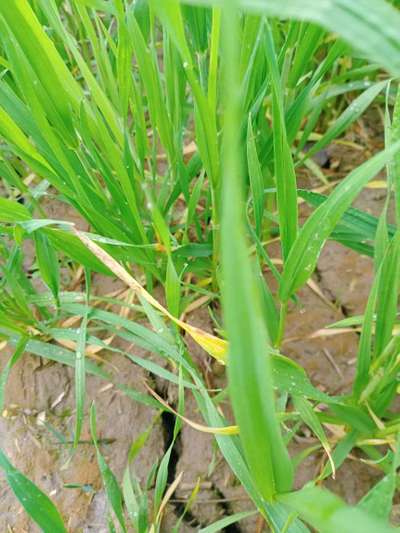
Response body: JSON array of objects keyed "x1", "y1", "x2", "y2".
[
  {"x1": 73, "y1": 271, "x2": 90, "y2": 448},
  {"x1": 0, "y1": 197, "x2": 31, "y2": 222},
  {"x1": 279, "y1": 485, "x2": 393, "y2": 533},
  {"x1": 220, "y1": 1, "x2": 292, "y2": 500},
  {"x1": 199, "y1": 511, "x2": 257, "y2": 532},
  {"x1": 280, "y1": 141, "x2": 400, "y2": 303},
  {"x1": 358, "y1": 434, "x2": 400, "y2": 521},
  {"x1": 0, "y1": 449, "x2": 67, "y2": 532},
  {"x1": 264, "y1": 18, "x2": 298, "y2": 259},
  {"x1": 181, "y1": 0, "x2": 400, "y2": 77},
  {"x1": 300, "y1": 80, "x2": 388, "y2": 165},
  {"x1": 247, "y1": 115, "x2": 265, "y2": 238},
  {"x1": 90, "y1": 403, "x2": 127, "y2": 532},
  {"x1": 0, "y1": 337, "x2": 27, "y2": 411},
  {"x1": 373, "y1": 231, "x2": 400, "y2": 358},
  {"x1": 34, "y1": 230, "x2": 60, "y2": 306}
]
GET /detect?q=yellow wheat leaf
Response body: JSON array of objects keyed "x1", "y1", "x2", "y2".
[
  {"x1": 144, "y1": 382, "x2": 238, "y2": 435},
  {"x1": 73, "y1": 229, "x2": 228, "y2": 364}
]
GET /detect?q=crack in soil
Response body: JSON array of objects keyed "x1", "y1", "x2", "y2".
[
  {"x1": 212, "y1": 484, "x2": 242, "y2": 532},
  {"x1": 314, "y1": 266, "x2": 354, "y2": 322},
  {"x1": 159, "y1": 395, "x2": 203, "y2": 529},
  {"x1": 160, "y1": 410, "x2": 182, "y2": 485}
]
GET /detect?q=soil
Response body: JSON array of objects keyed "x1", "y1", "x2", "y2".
[{"x1": 0, "y1": 108, "x2": 393, "y2": 531}]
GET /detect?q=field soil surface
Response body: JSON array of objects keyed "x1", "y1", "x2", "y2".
[{"x1": 0, "y1": 112, "x2": 393, "y2": 531}]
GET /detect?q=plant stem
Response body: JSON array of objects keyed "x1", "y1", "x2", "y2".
[{"x1": 276, "y1": 302, "x2": 288, "y2": 349}]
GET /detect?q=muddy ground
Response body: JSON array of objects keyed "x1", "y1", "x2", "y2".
[{"x1": 0, "y1": 109, "x2": 394, "y2": 531}]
